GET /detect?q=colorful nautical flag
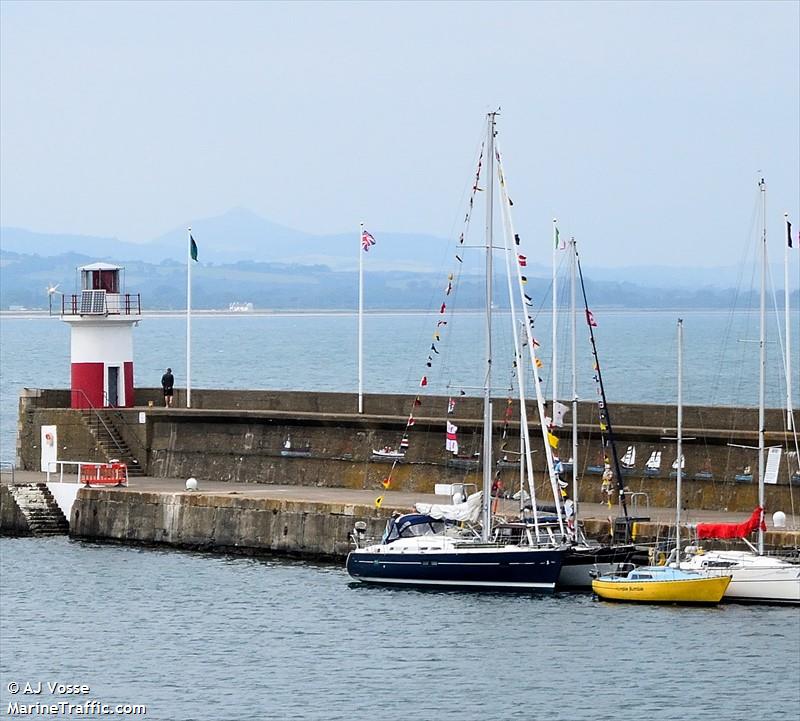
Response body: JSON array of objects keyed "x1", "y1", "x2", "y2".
[
  {"x1": 547, "y1": 431, "x2": 559, "y2": 450},
  {"x1": 514, "y1": 233, "x2": 521, "y2": 245},
  {"x1": 374, "y1": 495, "x2": 384, "y2": 509},
  {"x1": 446, "y1": 421, "x2": 459, "y2": 454},
  {"x1": 190, "y1": 234, "x2": 198, "y2": 262},
  {"x1": 361, "y1": 229, "x2": 376, "y2": 252},
  {"x1": 431, "y1": 343, "x2": 439, "y2": 354},
  {"x1": 400, "y1": 437, "x2": 410, "y2": 450},
  {"x1": 382, "y1": 478, "x2": 391, "y2": 489},
  {"x1": 407, "y1": 415, "x2": 416, "y2": 427},
  {"x1": 586, "y1": 309, "x2": 598, "y2": 327},
  {"x1": 518, "y1": 254, "x2": 527, "y2": 267},
  {"x1": 447, "y1": 397, "x2": 455, "y2": 414},
  {"x1": 535, "y1": 357, "x2": 543, "y2": 368},
  {"x1": 414, "y1": 396, "x2": 422, "y2": 406},
  {"x1": 552, "y1": 401, "x2": 569, "y2": 428},
  {"x1": 420, "y1": 376, "x2": 428, "y2": 387},
  {"x1": 554, "y1": 226, "x2": 566, "y2": 251},
  {"x1": 440, "y1": 303, "x2": 446, "y2": 314},
  {"x1": 521, "y1": 276, "x2": 528, "y2": 284}
]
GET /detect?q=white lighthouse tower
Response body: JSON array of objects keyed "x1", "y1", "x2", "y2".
[{"x1": 61, "y1": 262, "x2": 141, "y2": 409}]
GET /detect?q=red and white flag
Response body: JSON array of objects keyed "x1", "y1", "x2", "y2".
[
  {"x1": 445, "y1": 421, "x2": 459, "y2": 454},
  {"x1": 518, "y1": 254, "x2": 527, "y2": 267},
  {"x1": 361, "y1": 229, "x2": 376, "y2": 252},
  {"x1": 447, "y1": 397, "x2": 455, "y2": 414},
  {"x1": 420, "y1": 376, "x2": 428, "y2": 387},
  {"x1": 586, "y1": 309, "x2": 598, "y2": 327}
]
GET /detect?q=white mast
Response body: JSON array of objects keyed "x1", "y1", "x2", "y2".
[
  {"x1": 358, "y1": 222, "x2": 365, "y2": 414},
  {"x1": 481, "y1": 112, "x2": 497, "y2": 542},
  {"x1": 186, "y1": 226, "x2": 192, "y2": 409},
  {"x1": 498, "y1": 172, "x2": 540, "y2": 538},
  {"x1": 758, "y1": 178, "x2": 767, "y2": 555},
  {"x1": 552, "y1": 219, "x2": 558, "y2": 407},
  {"x1": 493, "y1": 142, "x2": 565, "y2": 535},
  {"x1": 571, "y1": 237, "x2": 579, "y2": 523},
  {"x1": 785, "y1": 213, "x2": 793, "y2": 432},
  {"x1": 675, "y1": 318, "x2": 683, "y2": 560}
]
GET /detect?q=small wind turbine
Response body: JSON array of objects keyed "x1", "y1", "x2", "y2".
[{"x1": 46, "y1": 283, "x2": 62, "y2": 315}]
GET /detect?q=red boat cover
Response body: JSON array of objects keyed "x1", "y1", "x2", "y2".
[{"x1": 696, "y1": 506, "x2": 766, "y2": 540}]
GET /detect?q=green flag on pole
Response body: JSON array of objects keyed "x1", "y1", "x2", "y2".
[{"x1": 190, "y1": 234, "x2": 198, "y2": 262}]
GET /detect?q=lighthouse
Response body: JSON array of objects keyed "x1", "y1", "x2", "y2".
[{"x1": 61, "y1": 262, "x2": 141, "y2": 409}]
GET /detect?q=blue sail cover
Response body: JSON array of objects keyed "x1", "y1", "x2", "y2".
[{"x1": 382, "y1": 514, "x2": 446, "y2": 543}]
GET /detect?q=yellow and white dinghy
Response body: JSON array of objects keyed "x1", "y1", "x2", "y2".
[{"x1": 592, "y1": 564, "x2": 731, "y2": 604}]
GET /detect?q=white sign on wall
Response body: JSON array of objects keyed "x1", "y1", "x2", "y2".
[
  {"x1": 764, "y1": 447, "x2": 782, "y2": 485},
  {"x1": 40, "y1": 425, "x2": 58, "y2": 473}
]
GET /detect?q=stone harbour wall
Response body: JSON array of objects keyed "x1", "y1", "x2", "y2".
[
  {"x1": 16, "y1": 388, "x2": 800, "y2": 514},
  {"x1": 69, "y1": 489, "x2": 385, "y2": 558}
]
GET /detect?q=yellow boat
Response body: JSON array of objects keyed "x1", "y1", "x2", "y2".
[{"x1": 592, "y1": 565, "x2": 732, "y2": 604}]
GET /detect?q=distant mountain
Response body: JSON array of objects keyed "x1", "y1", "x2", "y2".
[
  {"x1": 0, "y1": 208, "x2": 455, "y2": 273},
  {"x1": 1, "y1": 208, "x2": 797, "y2": 291},
  {"x1": 2, "y1": 249, "x2": 796, "y2": 312}
]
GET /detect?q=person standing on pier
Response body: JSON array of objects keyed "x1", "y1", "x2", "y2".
[{"x1": 161, "y1": 367, "x2": 174, "y2": 408}]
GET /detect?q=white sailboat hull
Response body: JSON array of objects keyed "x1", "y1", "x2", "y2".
[{"x1": 682, "y1": 551, "x2": 800, "y2": 604}]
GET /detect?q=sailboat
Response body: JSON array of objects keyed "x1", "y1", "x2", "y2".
[
  {"x1": 592, "y1": 319, "x2": 732, "y2": 604},
  {"x1": 620, "y1": 445, "x2": 636, "y2": 475},
  {"x1": 680, "y1": 179, "x2": 800, "y2": 605},
  {"x1": 669, "y1": 454, "x2": 685, "y2": 478},
  {"x1": 346, "y1": 113, "x2": 564, "y2": 591},
  {"x1": 644, "y1": 451, "x2": 662, "y2": 477}
]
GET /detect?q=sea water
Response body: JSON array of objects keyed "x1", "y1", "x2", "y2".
[
  {"x1": 1, "y1": 312, "x2": 800, "y2": 720},
  {"x1": 0, "y1": 537, "x2": 798, "y2": 721},
  {"x1": 1, "y1": 310, "x2": 799, "y2": 465}
]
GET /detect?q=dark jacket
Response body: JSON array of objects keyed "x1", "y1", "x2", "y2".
[{"x1": 161, "y1": 372, "x2": 174, "y2": 390}]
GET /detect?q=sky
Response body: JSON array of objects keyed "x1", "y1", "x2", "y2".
[{"x1": 1, "y1": 0, "x2": 798, "y2": 268}]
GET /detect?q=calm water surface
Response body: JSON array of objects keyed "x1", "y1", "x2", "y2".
[
  {"x1": 1, "y1": 537, "x2": 798, "y2": 721},
  {"x1": 2, "y1": 310, "x2": 798, "y2": 464}
]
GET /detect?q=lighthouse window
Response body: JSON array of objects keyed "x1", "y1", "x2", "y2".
[{"x1": 92, "y1": 270, "x2": 118, "y2": 293}]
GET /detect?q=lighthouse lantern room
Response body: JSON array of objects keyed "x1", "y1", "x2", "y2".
[{"x1": 61, "y1": 262, "x2": 141, "y2": 409}]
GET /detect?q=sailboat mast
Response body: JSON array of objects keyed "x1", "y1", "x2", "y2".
[
  {"x1": 676, "y1": 318, "x2": 683, "y2": 559},
  {"x1": 576, "y1": 253, "x2": 630, "y2": 521},
  {"x1": 552, "y1": 220, "x2": 558, "y2": 407},
  {"x1": 358, "y1": 222, "x2": 365, "y2": 414},
  {"x1": 785, "y1": 213, "x2": 793, "y2": 432},
  {"x1": 481, "y1": 111, "x2": 497, "y2": 542},
  {"x1": 758, "y1": 178, "x2": 767, "y2": 555},
  {"x1": 571, "y1": 237, "x2": 579, "y2": 522}
]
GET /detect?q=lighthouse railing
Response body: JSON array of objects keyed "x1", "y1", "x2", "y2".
[{"x1": 61, "y1": 292, "x2": 141, "y2": 317}]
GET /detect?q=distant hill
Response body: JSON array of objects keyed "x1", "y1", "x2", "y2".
[
  {"x1": 2, "y1": 249, "x2": 796, "y2": 312},
  {"x1": 1, "y1": 208, "x2": 798, "y2": 310}
]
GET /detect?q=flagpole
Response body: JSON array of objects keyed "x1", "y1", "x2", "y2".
[
  {"x1": 785, "y1": 213, "x2": 793, "y2": 431},
  {"x1": 552, "y1": 219, "x2": 558, "y2": 407},
  {"x1": 358, "y1": 222, "x2": 364, "y2": 414},
  {"x1": 186, "y1": 226, "x2": 192, "y2": 409}
]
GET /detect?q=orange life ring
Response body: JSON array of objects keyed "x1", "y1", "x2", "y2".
[{"x1": 44, "y1": 432, "x2": 54, "y2": 444}]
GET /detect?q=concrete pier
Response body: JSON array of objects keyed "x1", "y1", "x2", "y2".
[{"x1": 3, "y1": 472, "x2": 799, "y2": 557}]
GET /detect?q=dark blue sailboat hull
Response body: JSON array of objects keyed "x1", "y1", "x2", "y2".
[{"x1": 346, "y1": 547, "x2": 564, "y2": 591}]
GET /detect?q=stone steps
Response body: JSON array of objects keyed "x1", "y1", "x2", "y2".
[
  {"x1": 82, "y1": 412, "x2": 145, "y2": 476},
  {"x1": 8, "y1": 483, "x2": 69, "y2": 535}
]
